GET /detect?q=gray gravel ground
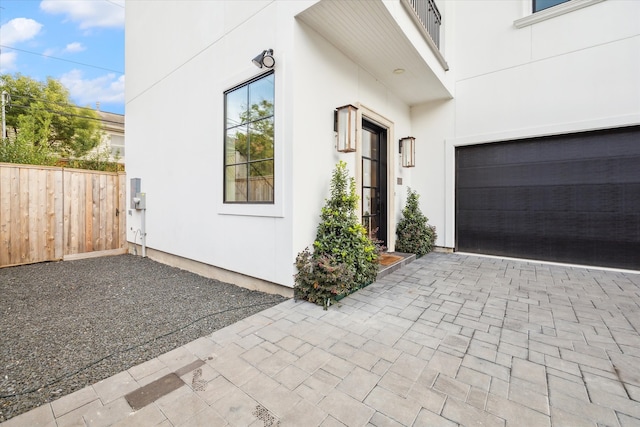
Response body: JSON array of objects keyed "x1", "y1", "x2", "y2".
[{"x1": 0, "y1": 254, "x2": 288, "y2": 422}]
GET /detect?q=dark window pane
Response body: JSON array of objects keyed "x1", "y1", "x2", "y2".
[
  {"x1": 533, "y1": 0, "x2": 569, "y2": 12},
  {"x1": 362, "y1": 131, "x2": 372, "y2": 158},
  {"x1": 363, "y1": 216, "x2": 371, "y2": 235},
  {"x1": 248, "y1": 160, "x2": 274, "y2": 202},
  {"x1": 362, "y1": 215, "x2": 378, "y2": 239},
  {"x1": 363, "y1": 188, "x2": 377, "y2": 216},
  {"x1": 363, "y1": 159, "x2": 371, "y2": 187},
  {"x1": 362, "y1": 159, "x2": 378, "y2": 187},
  {"x1": 226, "y1": 86, "x2": 248, "y2": 128},
  {"x1": 370, "y1": 133, "x2": 379, "y2": 158},
  {"x1": 371, "y1": 160, "x2": 378, "y2": 187},
  {"x1": 370, "y1": 215, "x2": 379, "y2": 238},
  {"x1": 226, "y1": 127, "x2": 248, "y2": 164},
  {"x1": 363, "y1": 191, "x2": 372, "y2": 216},
  {"x1": 249, "y1": 118, "x2": 274, "y2": 161},
  {"x1": 249, "y1": 74, "x2": 274, "y2": 121},
  {"x1": 225, "y1": 164, "x2": 248, "y2": 202}
]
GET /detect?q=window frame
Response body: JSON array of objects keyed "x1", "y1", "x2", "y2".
[
  {"x1": 223, "y1": 70, "x2": 275, "y2": 205},
  {"x1": 532, "y1": 0, "x2": 569, "y2": 13},
  {"x1": 514, "y1": 0, "x2": 605, "y2": 28}
]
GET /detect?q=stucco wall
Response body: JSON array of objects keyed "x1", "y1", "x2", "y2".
[
  {"x1": 451, "y1": 0, "x2": 640, "y2": 138},
  {"x1": 126, "y1": 1, "x2": 307, "y2": 288},
  {"x1": 126, "y1": 0, "x2": 639, "y2": 286},
  {"x1": 290, "y1": 20, "x2": 414, "y2": 257},
  {"x1": 125, "y1": 0, "x2": 415, "y2": 288},
  {"x1": 411, "y1": 0, "x2": 640, "y2": 249}
]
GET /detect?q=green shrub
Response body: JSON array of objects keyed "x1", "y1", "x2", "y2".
[
  {"x1": 68, "y1": 145, "x2": 123, "y2": 172},
  {"x1": 1, "y1": 135, "x2": 123, "y2": 172},
  {"x1": 395, "y1": 187, "x2": 437, "y2": 257},
  {"x1": 294, "y1": 248, "x2": 354, "y2": 309},
  {"x1": 0, "y1": 136, "x2": 56, "y2": 166},
  {"x1": 294, "y1": 161, "x2": 379, "y2": 309}
]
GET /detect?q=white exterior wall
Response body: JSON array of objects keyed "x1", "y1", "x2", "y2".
[
  {"x1": 126, "y1": 0, "x2": 639, "y2": 288},
  {"x1": 290, "y1": 20, "x2": 413, "y2": 256},
  {"x1": 126, "y1": 1, "x2": 309, "y2": 288},
  {"x1": 125, "y1": 0, "x2": 415, "y2": 289},
  {"x1": 411, "y1": 0, "x2": 640, "y2": 249},
  {"x1": 453, "y1": 0, "x2": 640, "y2": 137}
]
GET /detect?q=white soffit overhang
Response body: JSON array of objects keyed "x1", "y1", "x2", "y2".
[{"x1": 296, "y1": 0, "x2": 452, "y2": 106}]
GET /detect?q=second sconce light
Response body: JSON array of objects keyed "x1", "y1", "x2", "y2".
[{"x1": 399, "y1": 136, "x2": 416, "y2": 167}]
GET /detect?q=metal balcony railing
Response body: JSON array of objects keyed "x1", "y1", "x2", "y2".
[{"x1": 407, "y1": 0, "x2": 442, "y2": 48}]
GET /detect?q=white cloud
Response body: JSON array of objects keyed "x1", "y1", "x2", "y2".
[
  {"x1": 60, "y1": 69, "x2": 125, "y2": 107},
  {"x1": 40, "y1": 0, "x2": 125, "y2": 30},
  {"x1": 41, "y1": 42, "x2": 85, "y2": 58},
  {"x1": 64, "y1": 42, "x2": 86, "y2": 53},
  {"x1": 0, "y1": 17, "x2": 43, "y2": 45},
  {"x1": 0, "y1": 51, "x2": 18, "y2": 73},
  {"x1": 43, "y1": 47, "x2": 57, "y2": 57}
]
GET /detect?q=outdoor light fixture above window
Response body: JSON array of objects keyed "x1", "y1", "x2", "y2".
[
  {"x1": 399, "y1": 136, "x2": 416, "y2": 167},
  {"x1": 334, "y1": 104, "x2": 358, "y2": 153},
  {"x1": 252, "y1": 49, "x2": 275, "y2": 69}
]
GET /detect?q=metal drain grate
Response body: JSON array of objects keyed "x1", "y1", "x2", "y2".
[{"x1": 253, "y1": 404, "x2": 280, "y2": 426}]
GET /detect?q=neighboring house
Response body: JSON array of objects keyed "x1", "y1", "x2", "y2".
[
  {"x1": 125, "y1": 0, "x2": 640, "y2": 295},
  {"x1": 96, "y1": 109, "x2": 125, "y2": 164}
]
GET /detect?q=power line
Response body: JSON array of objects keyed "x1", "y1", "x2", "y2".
[
  {"x1": 10, "y1": 94, "x2": 122, "y2": 114},
  {"x1": 8, "y1": 104, "x2": 124, "y2": 126},
  {"x1": 9, "y1": 94, "x2": 124, "y2": 118},
  {"x1": 0, "y1": 45, "x2": 124, "y2": 75},
  {"x1": 127, "y1": 0, "x2": 274, "y2": 105}
]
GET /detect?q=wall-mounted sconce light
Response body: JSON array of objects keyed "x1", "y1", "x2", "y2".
[
  {"x1": 399, "y1": 136, "x2": 416, "y2": 167},
  {"x1": 334, "y1": 104, "x2": 358, "y2": 153},
  {"x1": 252, "y1": 49, "x2": 275, "y2": 69}
]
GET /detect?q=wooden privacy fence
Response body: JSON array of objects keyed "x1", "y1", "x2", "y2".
[{"x1": 0, "y1": 163, "x2": 126, "y2": 268}]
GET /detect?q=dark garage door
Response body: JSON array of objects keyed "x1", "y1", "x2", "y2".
[{"x1": 456, "y1": 126, "x2": 640, "y2": 270}]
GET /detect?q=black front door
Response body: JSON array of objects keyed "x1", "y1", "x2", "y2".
[{"x1": 362, "y1": 120, "x2": 388, "y2": 246}]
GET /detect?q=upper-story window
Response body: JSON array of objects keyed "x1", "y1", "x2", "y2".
[
  {"x1": 516, "y1": 0, "x2": 603, "y2": 27},
  {"x1": 533, "y1": 0, "x2": 569, "y2": 12},
  {"x1": 224, "y1": 72, "x2": 274, "y2": 203}
]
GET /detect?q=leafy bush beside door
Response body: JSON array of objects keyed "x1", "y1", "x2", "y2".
[
  {"x1": 294, "y1": 161, "x2": 379, "y2": 309},
  {"x1": 395, "y1": 187, "x2": 437, "y2": 257}
]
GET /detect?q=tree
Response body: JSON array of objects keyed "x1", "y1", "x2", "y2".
[
  {"x1": 294, "y1": 161, "x2": 380, "y2": 309},
  {"x1": 0, "y1": 117, "x2": 56, "y2": 166},
  {"x1": 395, "y1": 188, "x2": 437, "y2": 257},
  {"x1": 1, "y1": 73, "x2": 103, "y2": 158}
]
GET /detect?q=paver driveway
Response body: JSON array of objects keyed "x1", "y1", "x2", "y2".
[{"x1": 3, "y1": 252, "x2": 639, "y2": 426}]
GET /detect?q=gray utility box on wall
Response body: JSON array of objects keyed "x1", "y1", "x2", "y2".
[{"x1": 130, "y1": 178, "x2": 146, "y2": 210}]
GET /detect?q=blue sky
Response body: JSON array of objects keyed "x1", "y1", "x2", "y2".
[{"x1": 0, "y1": 0, "x2": 124, "y2": 114}]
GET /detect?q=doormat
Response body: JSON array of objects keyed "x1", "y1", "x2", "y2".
[{"x1": 379, "y1": 253, "x2": 404, "y2": 266}]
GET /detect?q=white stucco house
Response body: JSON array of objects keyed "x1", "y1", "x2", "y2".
[{"x1": 125, "y1": 0, "x2": 640, "y2": 295}]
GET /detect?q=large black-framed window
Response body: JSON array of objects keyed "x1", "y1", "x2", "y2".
[
  {"x1": 533, "y1": 0, "x2": 569, "y2": 12},
  {"x1": 224, "y1": 71, "x2": 274, "y2": 203}
]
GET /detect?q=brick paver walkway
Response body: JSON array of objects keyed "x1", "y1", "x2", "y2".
[{"x1": 3, "y1": 253, "x2": 639, "y2": 426}]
